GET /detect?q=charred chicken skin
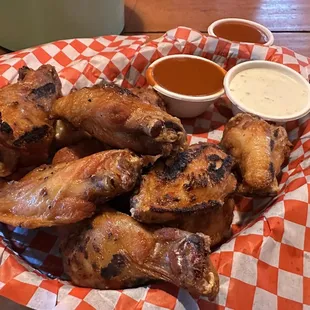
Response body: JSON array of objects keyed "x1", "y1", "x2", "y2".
[
  {"x1": 131, "y1": 143, "x2": 237, "y2": 224},
  {"x1": 0, "y1": 65, "x2": 61, "y2": 176},
  {"x1": 0, "y1": 150, "x2": 141, "y2": 228},
  {"x1": 61, "y1": 208, "x2": 219, "y2": 299},
  {"x1": 52, "y1": 83, "x2": 187, "y2": 156},
  {"x1": 221, "y1": 113, "x2": 291, "y2": 196}
]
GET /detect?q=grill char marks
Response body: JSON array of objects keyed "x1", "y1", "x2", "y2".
[
  {"x1": 130, "y1": 143, "x2": 237, "y2": 224},
  {"x1": 30, "y1": 83, "x2": 56, "y2": 100},
  {"x1": 13, "y1": 125, "x2": 50, "y2": 147},
  {"x1": 158, "y1": 144, "x2": 209, "y2": 181},
  {"x1": 207, "y1": 154, "x2": 234, "y2": 184}
]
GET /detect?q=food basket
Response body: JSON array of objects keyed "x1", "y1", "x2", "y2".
[{"x1": 0, "y1": 26, "x2": 309, "y2": 310}]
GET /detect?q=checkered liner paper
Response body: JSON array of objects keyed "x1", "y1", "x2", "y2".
[{"x1": 0, "y1": 26, "x2": 309, "y2": 310}]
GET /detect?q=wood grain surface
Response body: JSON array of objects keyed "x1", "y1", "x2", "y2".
[{"x1": 125, "y1": 0, "x2": 310, "y2": 32}]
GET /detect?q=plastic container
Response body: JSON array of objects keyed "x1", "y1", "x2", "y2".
[
  {"x1": 208, "y1": 18, "x2": 274, "y2": 46},
  {"x1": 146, "y1": 55, "x2": 226, "y2": 118},
  {"x1": 223, "y1": 60, "x2": 310, "y2": 122}
]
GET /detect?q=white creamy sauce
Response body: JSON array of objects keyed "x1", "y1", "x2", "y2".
[{"x1": 229, "y1": 68, "x2": 308, "y2": 116}]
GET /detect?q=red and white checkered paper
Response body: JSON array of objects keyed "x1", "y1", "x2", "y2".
[{"x1": 0, "y1": 27, "x2": 309, "y2": 310}]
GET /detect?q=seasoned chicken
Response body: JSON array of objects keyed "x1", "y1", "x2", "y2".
[
  {"x1": 221, "y1": 113, "x2": 291, "y2": 196},
  {"x1": 169, "y1": 198, "x2": 235, "y2": 247},
  {"x1": 61, "y1": 208, "x2": 219, "y2": 299},
  {"x1": 0, "y1": 150, "x2": 141, "y2": 228},
  {"x1": 52, "y1": 139, "x2": 109, "y2": 165},
  {"x1": 54, "y1": 119, "x2": 90, "y2": 149},
  {"x1": 0, "y1": 65, "x2": 61, "y2": 176},
  {"x1": 131, "y1": 143, "x2": 237, "y2": 223},
  {"x1": 52, "y1": 83, "x2": 187, "y2": 156},
  {"x1": 131, "y1": 86, "x2": 166, "y2": 110}
]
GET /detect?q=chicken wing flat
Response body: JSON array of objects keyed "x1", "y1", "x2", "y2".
[
  {"x1": 170, "y1": 198, "x2": 235, "y2": 247},
  {"x1": 0, "y1": 65, "x2": 61, "y2": 176},
  {"x1": 52, "y1": 83, "x2": 187, "y2": 156},
  {"x1": 221, "y1": 113, "x2": 291, "y2": 196},
  {"x1": 131, "y1": 143, "x2": 237, "y2": 223},
  {"x1": 61, "y1": 208, "x2": 219, "y2": 299},
  {"x1": 0, "y1": 150, "x2": 141, "y2": 228}
]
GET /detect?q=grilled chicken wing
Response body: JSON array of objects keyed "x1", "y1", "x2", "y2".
[
  {"x1": 170, "y1": 198, "x2": 235, "y2": 247},
  {"x1": 52, "y1": 83, "x2": 187, "y2": 156},
  {"x1": 54, "y1": 119, "x2": 90, "y2": 148},
  {"x1": 131, "y1": 143, "x2": 237, "y2": 223},
  {"x1": 61, "y1": 208, "x2": 219, "y2": 299},
  {"x1": 0, "y1": 150, "x2": 141, "y2": 228},
  {"x1": 0, "y1": 65, "x2": 61, "y2": 176},
  {"x1": 52, "y1": 139, "x2": 109, "y2": 165},
  {"x1": 131, "y1": 86, "x2": 166, "y2": 111},
  {"x1": 221, "y1": 113, "x2": 291, "y2": 196}
]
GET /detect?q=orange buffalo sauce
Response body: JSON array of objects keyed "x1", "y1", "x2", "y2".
[
  {"x1": 149, "y1": 57, "x2": 225, "y2": 96},
  {"x1": 213, "y1": 22, "x2": 268, "y2": 44}
]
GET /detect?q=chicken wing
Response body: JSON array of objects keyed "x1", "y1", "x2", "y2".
[
  {"x1": 54, "y1": 119, "x2": 90, "y2": 149},
  {"x1": 221, "y1": 113, "x2": 291, "y2": 196},
  {"x1": 168, "y1": 198, "x2": 235, "y2": 247},
  {"x1": 52, "y1": 139, "x2": 109, "y2": 165},
  {"x1": 61, "y1": 208, "x2": 219, "y2": 299},
  {"x1": 0, "y1": 65, "x2": 61, "y2": 176},
  {"x1": 131, "y1": 86, "x2": 166, "y2": 111},
  {"x1": 130, "y1": 143, "x2": 237, "y2": 223},
  {"x1": 0, "y1": 150, "x2": 141, "y2": 228},
  {"x1": 52, "y1": 83, "x2": 187, "y2": 156}
]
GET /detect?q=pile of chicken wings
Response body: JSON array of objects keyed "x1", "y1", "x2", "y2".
[{"x1": 0, "y1": 65, "x2": 291, "y2": 300}]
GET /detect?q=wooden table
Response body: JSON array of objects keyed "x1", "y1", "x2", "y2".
[
  {"x1": 0, "y1": 0, "x2": 309, "y2": 309},
  {"x1": 123, "y1": 0, "x2": 310, "y2": 57}
]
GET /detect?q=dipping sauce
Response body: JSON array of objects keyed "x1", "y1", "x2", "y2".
[
  {"x1": 151, "y1": 57, "x2": 225, "y2": 96},
  {"x1": 229, "y1": 68, "x2": 308, "y2": 116},
  {"x1": 213, "y1": 22, "x2": 268, "y2": 44}
]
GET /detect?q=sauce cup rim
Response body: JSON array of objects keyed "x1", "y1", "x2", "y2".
[
  {"x1": 207, "y1": 18, "x2": 275, "y2": 46},
  {"x1": 146, "y1": 54, "x2": 226, "y2": 102},
  {"x1": 223, "y1": 60, "x2": 310, "y2": 122}
]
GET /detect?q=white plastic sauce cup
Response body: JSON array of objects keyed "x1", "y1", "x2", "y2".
[
  {"x1": 146, "y1": 55, "x2": 226, "y2": 118},
  {"x1": 208, "y1": 18, "x2": 274, "y2": 46}
]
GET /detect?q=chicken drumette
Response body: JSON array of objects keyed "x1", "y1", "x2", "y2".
[
  {"x1": 61, "y1": 208, "x2": 219, "y2": 299},
  {"x1": 52, "y1": 83, "x2": 187, "y2": 156}
]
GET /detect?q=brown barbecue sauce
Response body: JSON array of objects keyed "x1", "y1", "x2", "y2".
[
  {"x1": 149, "y1": 57, "x2": 225, "y2": 96},
  {"x1": 213, "y1": 21, "x2": 268, "y2": 44}
]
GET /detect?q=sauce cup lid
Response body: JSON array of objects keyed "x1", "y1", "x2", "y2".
[
  {"x1": 146, "y1": 54, "x2": 226, "y2": 102},
  {"x1": 223, "y1": 60, "x2": 310, "y2": 122},
  {"x1": 208, "y1": 18, "x2": 274, "y2": 46}
]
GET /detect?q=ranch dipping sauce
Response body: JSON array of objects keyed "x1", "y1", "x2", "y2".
[{"x1": 229, "y1": 68, "x2": 308, "y2": 117}]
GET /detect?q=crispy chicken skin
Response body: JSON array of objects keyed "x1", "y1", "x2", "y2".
[
  {"x1": 0, "y1": 65, "x2": 61, "y2": 177},
  {"x1": 52, "y1": 139, "x2": 109, "y2": 165},
  {"x1": 52, "y1": 83, "x2": 187, "y2": 156},
  {"x1": 0, "y1": 150, "x2": 142, "y2": 228},
  {"x1": 61, "y1": 208, "x2": 219, "y2": 299},
  {"x1": 221, "y1": 113, "x2": 291, "y2": 196},
  {"x1": 131, "y1": 143, "x2": 237, "y2": 223},
  {"x1": 131, "y1": 86, "x2": 166, "y2": 111},
  {"x1": 170, "y1": 198, "x2": 235, "y2": 247},
  {"x1": 54, "y1": 120, "x2": 90, "y2": 148}
]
